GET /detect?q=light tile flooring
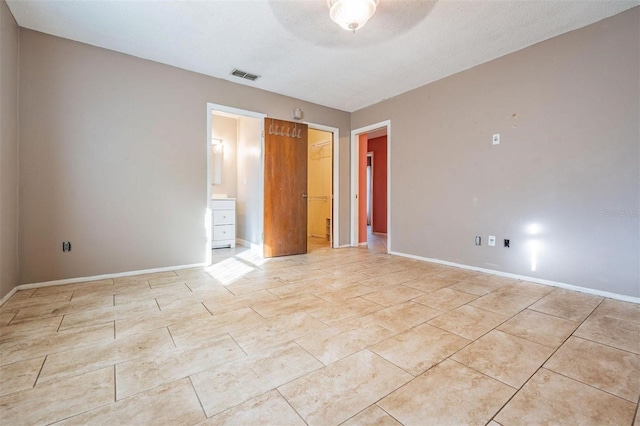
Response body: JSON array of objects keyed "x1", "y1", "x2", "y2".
[{"x1": 1, "y1": 243, "x2": 639, "y2": 425}]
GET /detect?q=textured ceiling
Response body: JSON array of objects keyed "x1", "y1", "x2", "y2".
[{"x1": 7, "y1": 0, "x2": 639, "y2": 112}]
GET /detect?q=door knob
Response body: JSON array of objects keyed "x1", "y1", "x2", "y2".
[{"x1": 302, "y1": 194, "x2": 308, "y2": 198}]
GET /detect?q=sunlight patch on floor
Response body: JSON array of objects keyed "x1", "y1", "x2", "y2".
[{"x1": 205, "y1": 257, "x2": 255, "y2": 285}]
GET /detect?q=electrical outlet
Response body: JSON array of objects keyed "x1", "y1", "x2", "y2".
[
  {"x1": 475, "y1": 236, "x2": 481, "y2": 246},
  {"x1": 504, "y1": 239, "x2": 510, "y2": 248},
  {"x1": 62, "y1": 241, "x2": 72, "y2": 252},
  {"x1": 488, "y1": 236, "x2": 496, "y2": 246}
]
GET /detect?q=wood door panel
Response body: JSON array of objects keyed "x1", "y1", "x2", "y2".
[{"x1": 264, "y1": 118, "x2": 308, "y2": 257}]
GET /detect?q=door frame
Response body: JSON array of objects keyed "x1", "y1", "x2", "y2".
[
  {"x1": 350, "y1": 120, "x2": 391, "y2": 252},
  {"x1": 206, "y1": 103, "x2": 266, "y2": 265},
  {"x1": 305, "y1": 122, "x2": 340, "y2": 248},
  {"x1": 367, "y1": 151, "x2": 374, "y2": 229}
]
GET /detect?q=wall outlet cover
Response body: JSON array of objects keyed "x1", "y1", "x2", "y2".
[{"x1": 488, "y1": 235, "x2": 496, "y2": 246}]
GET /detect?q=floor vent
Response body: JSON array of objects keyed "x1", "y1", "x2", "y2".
[{"x1": 231, "y1": 68, "x2": 260, "y2": 81}]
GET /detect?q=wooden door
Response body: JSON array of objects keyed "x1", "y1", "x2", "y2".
[{"x1": 264, "y1": 118, "x2": 308, "y2": 257}]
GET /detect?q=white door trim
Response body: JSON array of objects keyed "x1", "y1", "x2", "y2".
[
  {"x1": 206, "y1": 103, "x2": 267, "y2": 264},
  {"x1": 367, "y1": 151, "x2": 374, "y2": 229},
  {"x1": 305, "y1": 122, "x2": 340, "y2": 248},
  {"x1": 350, "y1": 120, "x2": 391, "y2": 252}
]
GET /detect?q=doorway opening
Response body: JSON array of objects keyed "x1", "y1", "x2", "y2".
[
  {"x1": 306, "y1": 122, "x2": 340, "y2": 249},
  {"x1": 351, "y1": 121, "x2": 390, "y2": 253},
  {"x1": 307, "y1": 128, "x2": 333, "y2": 251},
  {"x1": 206, "y1": 103, "x2": 266, "y2": 265}
]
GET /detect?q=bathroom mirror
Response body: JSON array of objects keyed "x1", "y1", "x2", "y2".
[{"x1": 212, "y1": 138, "x2": 223, "y2": 185}]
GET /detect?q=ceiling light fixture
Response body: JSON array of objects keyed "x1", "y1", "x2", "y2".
[{"x1": 328, "y1": 0, "x2": 379, "y2": 33}]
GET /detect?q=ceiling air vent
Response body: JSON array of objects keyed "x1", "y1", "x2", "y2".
[{"x1": 231, "y1": 68, "x2": 260, "y2": 81}]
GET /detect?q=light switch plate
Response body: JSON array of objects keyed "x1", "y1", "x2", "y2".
[
  {"x1": 488, "y1": 235, "x2": 496, "y2": 246},
  {"x1": 492, "y1": 134, "x2": 500, "y2": 145}
]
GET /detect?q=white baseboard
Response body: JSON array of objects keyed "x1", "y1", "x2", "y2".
[
  {"x1": 235, "y1": 238, "x2": 251, "y2": 248},
  {"x1": 308, "y1": 234, "x2": 327, "y2": 239},
  {"x1": 0, "y1": 286, "x2": 18, "y2": 307},
  {"x1": 390, "y1": 250, "x2": 639, "y2": 304},
  {"x1": 235, "y1": 238, "x2": 262, "y2": 254},
  {"x1": 4, "y1": 262, "x2": 207, "y2": 302},
  {"x1": 7, "y1": 250, "x2": 635, "y2": 306}
]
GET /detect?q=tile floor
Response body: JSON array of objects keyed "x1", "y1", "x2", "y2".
[{"x1": 1, "y1": 241, "x2": 638, "y2": 425}]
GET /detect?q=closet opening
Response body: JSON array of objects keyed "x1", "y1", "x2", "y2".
[{"x1": 307, "y1": 128, "x2": 333, "y2": 251}]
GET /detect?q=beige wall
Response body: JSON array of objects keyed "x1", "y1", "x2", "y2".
[
  {"x1": 211, "y1": 114, "x2": 237, "y2": 199},
  {"x1": 10, "y1": 7, "x2": 640, "y2": 299},
  {"x1": 18, "y1": 29, "x2": 351, "y2": 284},
  {"x1": 0, "y1": 0, "x2": 19, "y2": 299},
  {"x1": 352, "y1": 8, "x2": 640, "y2": 297}
]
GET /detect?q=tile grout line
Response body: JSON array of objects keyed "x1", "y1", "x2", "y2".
[
  {"x1": 4, "y1": 310, "x2": 19, "y2": 326},
  {"x1": 31, "y1": 354, "x2": 48, "y2": 388},
  {"x1": 441, "y1": 357, "x2": 524, "y2": 425},
  {"x1": 545, "y1": 367, "x2": 639, "y2": 404},
  {"x1": 200, "y1": 301, "x2": 214, "y2": 316},
  {"x1": 494, "y1": 325, "x2": 576, "y2": 350},
  {"x1": 187, "y1": 376, "x2": 209, "y2": 419},
  {"x1": 527, "y1": 305, "x2": 599, "y2": 322},
  {"x1": 466, "y1": 295, "x2": 546, "y2": 318},
  {"x1": 567, "y1": 333, "x2": 640, "y2": 356},
  {"x1": 487, "y1": 297, "x2": 607, "y2": 423},
  {"x1": 55, "y1": 315, "x2": 64, "y2": 333},
  {"x1": 292, "y1": 337, "x2": 338, "y2": 367},
  {"x1": 227, "y1": 332, "x2": 248, "y2": 356},
  {"x1": 376, "y1": 404, "x2": 405, "y2": 425},
  {"x1": 425, "y1": 311, "x2": 513, "y2": 347},
  {"x1": 248, "y1": 306, "x2": 267, "y2": 321},
  {"x1": 276, "y1": 388, "x2": 310, "y2": 425},
  {"x1": 369, "y1": 348, "x2": 419, "y2": 383},
  {"x1": 1, "y1": 246, "x2": 636, "y2": 424},
  {"x1": 166, "y1": 326, "x2": 178, "y2": 348}
]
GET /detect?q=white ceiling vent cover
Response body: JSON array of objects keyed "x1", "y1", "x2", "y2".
[{"x1": 231, "y1": 69, "x2": 260, "y2": 81}]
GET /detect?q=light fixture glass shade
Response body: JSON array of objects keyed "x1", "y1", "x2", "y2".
[{"x1": 328, "y1": 0, "x2": 378, "y2": 32}]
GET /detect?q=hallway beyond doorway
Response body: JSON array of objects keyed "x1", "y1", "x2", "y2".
[{"x1": 366, "y1": 226, "x2": 387, "y2": 254}]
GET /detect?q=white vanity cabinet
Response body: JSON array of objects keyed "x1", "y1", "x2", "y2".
[{"x1": 211, "y1": 198, "x2": 236, "y2": 248}]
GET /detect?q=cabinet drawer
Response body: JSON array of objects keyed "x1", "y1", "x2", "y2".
[
  {"x1": 213, "y1": 209, "x2": 235, "y2": 225},
  {"x1": 212, "y1": 199, "x2": 235, "y2": 210},
  {"x1": 213, "y1": 225, "x2": 235, "y2": 241}
]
